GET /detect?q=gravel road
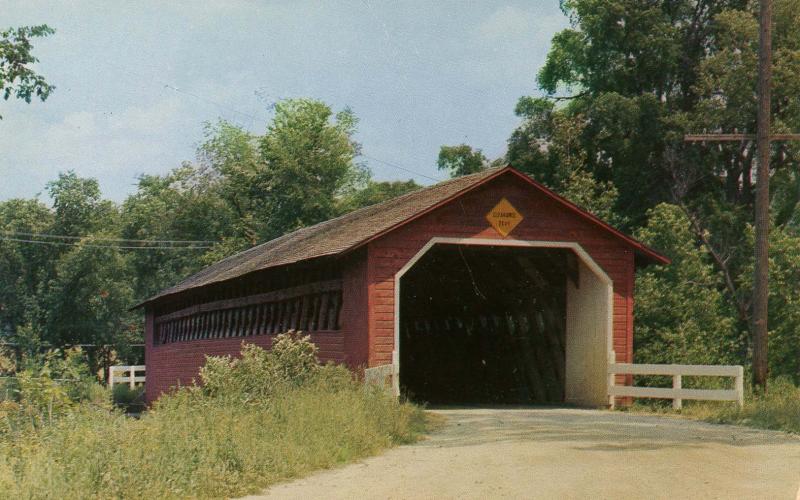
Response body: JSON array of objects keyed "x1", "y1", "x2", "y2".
[{"x1": 248, "y1": 407, "x2": 800, "y2": 499}]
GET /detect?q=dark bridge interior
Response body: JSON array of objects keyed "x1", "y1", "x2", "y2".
[{"x1": 399, "y1": 244, "x2": 571, "y2": 405}]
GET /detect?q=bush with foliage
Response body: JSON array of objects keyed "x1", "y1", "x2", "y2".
[
  {"x1": 1, "y1": 348, "x2": 108, "y2": 435},
  {"x1": 0, "y1": 334, "x2": 427, "y2": 499},
  {"x1": 111, "y1": 385, "x2": 145, "y2": 413}
]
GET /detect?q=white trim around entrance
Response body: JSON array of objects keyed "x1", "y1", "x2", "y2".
[{"x1": 391, "y1": 237, "x2": 615, "y2": 403}]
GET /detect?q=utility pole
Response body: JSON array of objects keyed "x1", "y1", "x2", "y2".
[
  {"x1": 685, "y1": 0, "x2": 799, "y2": 392},
  {"x1": 752, "y1": 0, "x2": 773, "y2": 392}
]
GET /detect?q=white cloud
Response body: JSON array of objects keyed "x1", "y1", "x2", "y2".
[
  {"x1": 479, "y1": 6, "x2": 534, "y2": 40},
  {"x1": 0, "y1": 97, "x2": 194, "y2": 201},
  {"x1": 478, "y1": 4, "x2": 566, "y2": 45},
  {"x1": 60, "y1": 111, "x2": 98, "y2": 135},
  {"x1": 1, "y1": 1, "x2": 570, "y2": 202},
  {"x1": 108, "y1": 97, "x2": 184, "y2": 134}
]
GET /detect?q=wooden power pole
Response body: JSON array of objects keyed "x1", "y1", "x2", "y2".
[
  {"x1": 685, "y1": 0, "x2": 800, "y2": 391},
  {"x1": 752, "y1": 0, "x2": 773, "y2": 392}
]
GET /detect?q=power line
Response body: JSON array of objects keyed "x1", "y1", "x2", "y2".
[
  {"x1": 101, "y1": 59, "x2": 264, "y2": 126},
  {"x1": 2, "y1": 231, "x2": 214, "y2": 244},
  {"x1": 360, "y1": 153, "x2": 442, "y2": 183},
  {"x1": 0, "y1": 237, "x2": 212, "y2": 250},
  {"x1": 103, "y1": 59, "x2": 443, "y2": 185}
]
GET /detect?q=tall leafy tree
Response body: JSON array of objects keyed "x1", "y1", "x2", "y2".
[
  {"x1": 198, "y1": 121, "x2": 266, "y2": 245},
  {"x1": 258, "y1": 99, "x2": 366, "y2": 238},
  {"x1": 121, "y1": 164, "x2": 236, "y2": 300},
  {"x1": 47, "y1": 172, "x2": 109, "y2": 237},
  {"x1": 0, "y1": 199, "x2": 54, "y2": 337},
  {"x1": 512, "y1": 0, "x2": 800, "y2": 371},
  {"x1": 39, "y1": 243, "x2": 138, "y2": 373}
]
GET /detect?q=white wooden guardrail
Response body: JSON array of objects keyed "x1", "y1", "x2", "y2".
[
  {"x1": 608, "y1": 363, "x2": 744, "y2": 409},
  {"x1": 109, "y1": 365, "x2": 145, "y2": 389}
]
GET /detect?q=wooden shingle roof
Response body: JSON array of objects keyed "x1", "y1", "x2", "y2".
[{"x1": 139, "y1": 166, "x2": 668, "y2": 307}]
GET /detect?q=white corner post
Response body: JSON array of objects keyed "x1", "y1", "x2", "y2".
[{"x1": 673, "y1": 374, "x2": 683, "y2": 410}]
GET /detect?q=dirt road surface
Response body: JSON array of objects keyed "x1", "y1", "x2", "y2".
[{"x1": 248, "y1": 408, "x2": 800, "y2": 499}]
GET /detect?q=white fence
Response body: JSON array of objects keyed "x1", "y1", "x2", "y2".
[
  {"x1": 608, "y1": 363, "x2": 744, "y2": 409},
  {"x1": 109, "y1": 365, "x2": 145, "y2": 389}
]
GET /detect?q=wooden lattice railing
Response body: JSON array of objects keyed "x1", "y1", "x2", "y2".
[{"x1": 154, "y1": 280, "x2": 342, "y2": 345}]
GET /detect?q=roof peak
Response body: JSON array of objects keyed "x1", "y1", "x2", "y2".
[{"x1": 137, "y1": 165, "x2": 666, "y2": 307}]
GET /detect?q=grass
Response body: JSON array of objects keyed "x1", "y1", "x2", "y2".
[
  {"x1": 623, "y1": 376, "x2": 800, "y2": 434},
  {"x1": 111, "y1": 384, "x2": 146, "y2": 414},
  {"x1": 0, "y1": 336, "x2": 429, "y2": 499}
]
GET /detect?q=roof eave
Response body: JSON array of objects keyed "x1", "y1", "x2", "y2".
[
  {"x1": 502, "y1": 168, "x2": 670, "y2": 267},
  {"x1": 341, "y1": 166, "x2": 515, "y2": 257}
]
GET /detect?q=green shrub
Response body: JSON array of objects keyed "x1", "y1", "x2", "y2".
[
  {"x1": 0, "y1": 348, "x2": 109, "y2": 435},
  {"x1": 112, "y1": 385, "x2": 145, "y2": 413},
  {"x1": 0, "y1": 334, "x2": 428, "y2": 499},
  {"x1": 199, "y1": 331, "x2": 320, "y2": 401}
]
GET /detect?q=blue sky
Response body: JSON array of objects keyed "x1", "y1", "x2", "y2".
[{"x1": 1, "y1": 1, "x2": 568, "y2": 201}]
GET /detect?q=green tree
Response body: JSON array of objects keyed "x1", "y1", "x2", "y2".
[
  {"x1": 46, "y1": 172, "x2": 110, "y2": 237},
  {"x1": 514, "y1": 0, "x2": 800, "y2": 369},
  {"x1": 121, "y1": 164, "x2": 236, "y2": 299},
  {"x1": 198, "y1": 101, "x2": 367, "y2": 245},
  {"x1": 0, "y1": 25, "x2": 55, "y2": 117},
  {"x1": 634, "y1": 204, "x2": 742, "y2": 366},
  {"x1": 258, "y1": 99, "x2": 366, "y2": 238},
  {"x1": 39, "y1": 242, "x2": 138, "y2": 373},
  {"x1": 437, "y1": 144, "x2": 487, "y2": 178},
  {"x1": 0, "y1": 199, "x2": 54, "y2": 337},
  {"x1": 339, "y1": 179, "x2": 421, "y2": 211},
  {"x1": 198, "y1": 121, "x2": 266, "y2": 245},
  {"x1": 509, "y1": 97, "x2": 626, "y2": 227}
]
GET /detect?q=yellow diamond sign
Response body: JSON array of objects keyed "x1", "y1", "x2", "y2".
[{"x1": 486, "y1": 198, "x2": 523, "y2": 237}]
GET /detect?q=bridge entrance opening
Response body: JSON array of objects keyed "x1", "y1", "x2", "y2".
[{"x1": 398, "y1": 244, "x2": 572, "y2": 405}]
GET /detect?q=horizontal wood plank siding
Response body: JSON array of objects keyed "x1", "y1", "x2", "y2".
[{"x1": 145, "y1": 330, "x2": 345, "y2": 402}]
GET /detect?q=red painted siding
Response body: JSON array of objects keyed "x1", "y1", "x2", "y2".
[
  {"x1": 145, "y1": 171, "x2": 641, "y2": 402},
  {"x1": 365, "y1": 173, "x2": 635, "y2": 369},
  {"x1": 341, "y1": 252, "x2": 369, "y2": 371},
  {"x1": 145, "y1": 330, "x2": 345, "y2": 402},
  {"x1": 145, "y1": 258, "x2": 365, "y2": 403}
]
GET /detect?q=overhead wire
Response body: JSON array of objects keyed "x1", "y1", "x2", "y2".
[
  {"x1": 0, "y1": 236, "x2": 212, "y2": 250},
  {"x1": 1, "y1": 231, "x2": 214, "y2": 244},
  {"x1": 359, "y1": 153, "x2": 441, "y2": 183},
  {"x1": 100, "y1": 60, "x2": 443, "y2": 184}
]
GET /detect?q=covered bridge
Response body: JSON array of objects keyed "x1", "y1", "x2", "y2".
[{"x1": 139, "y1": 166, "x2": 668, "y2": 406}]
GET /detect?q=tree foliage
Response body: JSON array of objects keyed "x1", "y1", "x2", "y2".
[
  {"x1": 0, "y1": 25, "x2": 55, "y2": 117},
  {"x1": 0, "y1": 99, "x2": 417, "y2": 376},
  {"x1": 437, "y1": 144, "x2": 488, "y2": 178},
  {"x1": 499, "y1": 0, "x2": 800, "y2": 381}
]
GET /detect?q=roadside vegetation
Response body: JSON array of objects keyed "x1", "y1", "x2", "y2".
[
  {"x1": 624, "y1": 376, "x2": 800, "y2": 434},
  {"x1": 0, "y1": 334, "x2": 427, "y2": 499}
]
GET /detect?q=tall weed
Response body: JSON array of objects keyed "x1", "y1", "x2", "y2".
[
  {"x1": 0, "y1": 334, "x2": 427, "y2": 499},
  {"x1": 627, "y1": 376, "x2": 800, "y2": 434}
]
